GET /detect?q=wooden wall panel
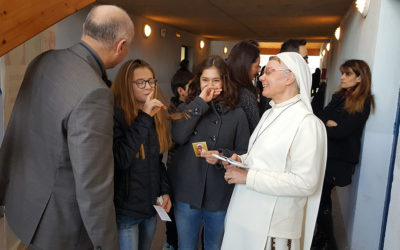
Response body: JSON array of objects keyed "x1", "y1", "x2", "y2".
[{"x1": 0, "y1": 0, "x2": 95, "y2": 57}]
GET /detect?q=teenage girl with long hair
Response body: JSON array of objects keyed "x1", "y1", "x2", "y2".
[
  {"x1": 111, "y1": 59, "x2": 173, "y2": 250},
  {"x1": 167, "y1": 55, "x2": 250, "y2": 250},
  {"x1": 312, "y1": 59, "x2": 375, "y2": 250}
]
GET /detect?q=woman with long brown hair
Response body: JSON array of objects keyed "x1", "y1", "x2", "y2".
[
  {"x1": 226, "y1": 40, "x2": 261, "y2": 133},
  {"x1": 312, "y1": 59, "x2": 375, "y2": 250},
  {"x1": 167, "y1": 55, "x2": 250, "y2": 250},
  {"x1": 111, "y1": 59, "x2": 172, "y2": 250}
]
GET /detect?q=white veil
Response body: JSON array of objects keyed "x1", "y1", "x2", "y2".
[{"x1": 276, "y1": 52, "x2": 313, "y2": 112}]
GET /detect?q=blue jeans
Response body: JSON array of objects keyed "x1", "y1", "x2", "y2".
[
  {"x1": 116, "y1": 215, "x2": 157, "y2": 250},
  {"x1": 174, "y1": 201, "x2": 226, "y2": 250}
]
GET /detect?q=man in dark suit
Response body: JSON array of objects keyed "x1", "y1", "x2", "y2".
[{"x1": 0, "y1": 5, "x2": 134, "y2": 250}]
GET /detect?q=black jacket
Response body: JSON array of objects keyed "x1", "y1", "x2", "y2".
[
  {"x1": 167, "y1": 97, "x2": 250, "y2": 211},
  {"x1": 113, "y1": 108, "x2": 170, "y2": 218},
  {"x1": 320, "y1": 92, "x2": 371, "y2": 185},
  {"x1": 238, "y1": 87, "x2": 260, "y2": 133}
]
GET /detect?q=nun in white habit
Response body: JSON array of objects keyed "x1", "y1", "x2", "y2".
[{"x1": 221, "y1": 52, "x2": 327, "y2": 250}]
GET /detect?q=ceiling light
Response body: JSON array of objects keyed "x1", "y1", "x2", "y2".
[
  {"x1": 326, "y1": 43, "x2": 331, "y2": 51},
  {"x1": 144, "y1": 24, "x2": 151, "y2": 38},
  {"x1": 335, "y1": 27, "x2": 341, "y2": 40},
  {"x1": 356, "y1": 0, "x2": 370, "y2": 17},
  {"x1": 223, "y1": 46, "x2": 228, "y2": 55},
  {"x1": 200, "y1": 40, "x2": 205, "y2": 49}
]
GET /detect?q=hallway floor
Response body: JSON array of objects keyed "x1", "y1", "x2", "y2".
[
  {"x1": 1, "y1": 190, "x2": 350, "y2": 250},
  {"x1": 149, "y1": 188, "x2": 350, "y2": 250}
]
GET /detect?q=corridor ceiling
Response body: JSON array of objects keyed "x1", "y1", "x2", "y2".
[{"x1": 99, "y1": 0, "x2": 354, "y2": 42}]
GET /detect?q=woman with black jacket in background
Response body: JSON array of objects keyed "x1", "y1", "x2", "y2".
[{"x1": 312, "y1": 59, "x2": 375, "y2": 250}]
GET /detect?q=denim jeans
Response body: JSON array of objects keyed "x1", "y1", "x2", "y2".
[
  {"x1": 174, "y1": 201, "x2": 226, "y2": 250},
  {"x1": 116, "y1": 215, "x2": 157, "y2": 250}
]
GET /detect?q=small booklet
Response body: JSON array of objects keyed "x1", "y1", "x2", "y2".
[{"x1": 153, "y1": 205, "x2": 172, "y2": 222}]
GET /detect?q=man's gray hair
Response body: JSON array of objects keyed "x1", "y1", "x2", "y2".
[{"x1": 83, "y1": 5, "x2": 133, "y2": 48}]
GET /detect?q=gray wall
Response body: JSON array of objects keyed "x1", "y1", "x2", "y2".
[
  {"x1": 210, "y1": 40, "x2": 240, "y2": 60},
  {"x1": 56, "y1": 4, "x2": 209, "y2": 98},
  {"x1": 322, "y1": 0, "x2": 400, "y2": 249}
]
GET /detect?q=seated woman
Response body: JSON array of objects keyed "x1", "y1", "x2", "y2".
[{"x1": 221, "y1": 52, "x2": 327, "y2": 250}]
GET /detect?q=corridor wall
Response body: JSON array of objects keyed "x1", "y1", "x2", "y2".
[
  {"x1": 55, "y1": 5, "x2": 209, "y2": 98},
  {"x1": 323, "y1": 0, "x2": 400, "y2": 249}
]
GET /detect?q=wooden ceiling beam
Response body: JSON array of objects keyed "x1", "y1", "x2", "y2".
[{"x1": 0, "y1": 0, "x2": 95, "y2": 57}]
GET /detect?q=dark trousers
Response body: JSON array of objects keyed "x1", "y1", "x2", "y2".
[
  {"x1": 166, "y1": 205, "x2": 178, "y2": 248},
  {"x1": 312, "y1": 179, "x2": 338, "y2": 250}
]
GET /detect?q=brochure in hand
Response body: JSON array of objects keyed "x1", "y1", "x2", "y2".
[{"x1": 211, "y1": 154, "x2": 246, "y2": 168}]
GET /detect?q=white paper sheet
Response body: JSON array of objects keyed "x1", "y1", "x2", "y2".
[{"x1": 153, "y1": 205, "x2": 172, "y2": 222}]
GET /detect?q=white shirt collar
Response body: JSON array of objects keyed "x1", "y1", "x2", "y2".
[{"x1": 269, "y1": 94, "x2": 301, "y2": 109}]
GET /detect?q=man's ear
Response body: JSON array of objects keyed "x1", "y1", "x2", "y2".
[{"x1": 116, "y1": 39, "x2": 127, "y2": 54}]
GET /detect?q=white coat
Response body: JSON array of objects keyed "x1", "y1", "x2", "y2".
[{"x1": 222, "y1": 95, "x2": 327, "y2": 250}]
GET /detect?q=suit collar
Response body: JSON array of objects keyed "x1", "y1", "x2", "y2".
[{"x1": 69, "y1": 43, "x2": 112, "y2": 87}]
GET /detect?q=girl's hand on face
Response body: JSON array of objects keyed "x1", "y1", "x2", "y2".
[
  {"x1": 142, "y1": 91, "x2": 166, "y2": 117},
  {"x1": 211, "y1": 87, "x2": 222, "y2": 99},
  {"x1": 199, "y1": 86, "x2": 223, "y2": 102},
  {"x1": 200, "y1": 150, "x2": 220, "y2": 165},
  {"x1": 199, "y1": 86, "x2": 215, "y2": 103}
]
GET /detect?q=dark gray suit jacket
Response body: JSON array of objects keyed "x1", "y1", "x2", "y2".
[{"x1": 0, "y1": 44, "x2": 119, "y2": 250}]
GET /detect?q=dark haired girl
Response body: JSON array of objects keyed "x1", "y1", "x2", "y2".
[
  {"x1": 226, "y1": 40, "x2": 261, "y2": 132},
  {"x1": 167, "y1": 55, "x2": 250, "y2": 250}
]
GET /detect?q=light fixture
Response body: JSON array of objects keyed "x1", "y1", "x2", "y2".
[
  {"x1": 335, "y1": 27, "x2": 341, "y2": 40},
  {"x1": 223, "y1": 46, "x2": 228, "y2": 55},
  {"x1": 200, "y1": 40, "x2": 205, "y2": 49},
  {"x1": 144, "y1": 24, "x2": 151, "y2": 38},
  {"x1": 175, "y1": 32, "x2": 182, "y2": 38},
  {"x1": 356, "y1": 0, "x2": 370, "y2": 18},
  {"x1": 322, "y1": 50, "x2": 326, "y2": 56},
  {"x1": 326, "y1": 42, "x2": 331, "y2": 52}
]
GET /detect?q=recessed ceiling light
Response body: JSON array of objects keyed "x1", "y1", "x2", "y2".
[
  {"x1": 144, "y1": 24, "x2": 151, "y2": 38},
  {"x1": 200, "y1": 40, "x2": 205, "y2": 49},
  {"x1": 356, "y1": 0, "x2": 370, "y2": 18},
  {"x1": 335, "y1": 27, "x2": 341, "y2": 40}
]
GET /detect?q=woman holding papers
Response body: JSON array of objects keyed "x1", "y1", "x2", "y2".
[
  {"x1": 168, "y1": 55, "x2": 249, "y2": 250},
  {"x1": 221, "y1": 52, "x2": 327, "y2": 250}
]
